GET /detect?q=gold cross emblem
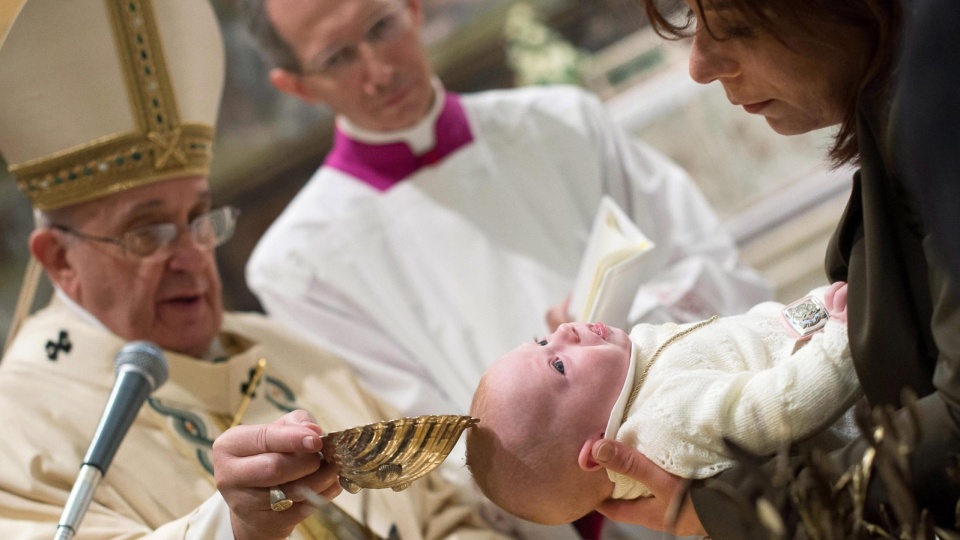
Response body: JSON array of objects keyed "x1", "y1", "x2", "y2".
[{"x1": 149, "y1": 128, "x2": 187, "y2": 169}]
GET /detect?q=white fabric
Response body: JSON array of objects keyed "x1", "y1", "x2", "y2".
[
  {"x1": 608, "y1": 299, "x2": 860, "y2": 500},
  {"x1": 247, "y1": 85, "x2": 772, "y2": 425},
  {"x1": 604, "y1": 341, "x2": 639, "y2": 442},
  {"x1": 0, "y1": 298, "x2": 508, "y2": 540}
]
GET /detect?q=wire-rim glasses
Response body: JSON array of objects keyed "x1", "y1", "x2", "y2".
[{"x1": 51, "y1": 206, "x2": 240, "y2": 260}]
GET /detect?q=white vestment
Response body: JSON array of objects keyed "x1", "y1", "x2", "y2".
[
  {"x1": 0, "y1": 298, "x2": 507, "y2": 540},
  {"x1": 606, "y1": 300, "x2": 860, "y2": 500},
  {"x1": 247, "y1": 85, "x2": 772, "y2": 422}
]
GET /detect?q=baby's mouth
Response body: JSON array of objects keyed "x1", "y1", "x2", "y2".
[{"x1": 587, "y1": 322, "x2": 607, "y2": 340}]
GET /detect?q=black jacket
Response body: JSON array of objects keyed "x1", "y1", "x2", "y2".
[{"x1": 692, "y1": 95, "x2": 960, "y2": 538}]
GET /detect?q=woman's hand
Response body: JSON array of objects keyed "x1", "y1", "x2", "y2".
[
  {"x1": 212, "y1": 409, "x2": 342, "y2": 540},
  {"x1": 591, "y1": 439, "x2": 707, "y2": 537},
  {"x1": 824, "y1": 281, "x2": 849, "y2": 325}
]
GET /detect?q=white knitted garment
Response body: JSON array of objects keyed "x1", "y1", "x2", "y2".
[{"x1": 609, "y1": 301, "x2": 859, "y2": 500}]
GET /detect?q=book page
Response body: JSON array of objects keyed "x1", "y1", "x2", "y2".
[{"x1": 568, "y1": 196, "x2": 655, "y2": 328}]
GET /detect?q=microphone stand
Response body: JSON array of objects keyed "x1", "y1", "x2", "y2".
[
  {"x1": 52, "y1": 341, "x2": 167, "y2": 540},
  {"x1": 54, "y1": 465, "x2": 103, "y2": 540}
]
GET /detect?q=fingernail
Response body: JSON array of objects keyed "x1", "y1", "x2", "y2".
[
  {"x1": 594, "y1": 441, "x2": 615, "y2": 462},
  {"x1": 303, "y1": 436, "x2": 317, "y2": 451}
]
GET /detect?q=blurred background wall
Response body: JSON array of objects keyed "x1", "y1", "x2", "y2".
[{"x1": 0, "y1": 0, "x2": 849, "y2": 343}]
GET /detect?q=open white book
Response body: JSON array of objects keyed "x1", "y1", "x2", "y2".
[{"x1": 568, "y1": 196, "x2": 657, "y2": 329}]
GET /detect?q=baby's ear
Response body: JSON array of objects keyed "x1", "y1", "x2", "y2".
[{"x1": 577, "y1": 434, "x2": 604, "y2": 472}]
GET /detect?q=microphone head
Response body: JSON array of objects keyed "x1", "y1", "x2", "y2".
[{"x1": 114, "y1": 341, "x2": 168, "y2": 391}]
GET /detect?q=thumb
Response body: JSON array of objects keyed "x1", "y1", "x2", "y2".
[
  {"x1": 592, "y1": 439, "x2": 661, "y2": 488},
  {"x1": 592, "y1": 439, "x2": 648, "y2": 477}
]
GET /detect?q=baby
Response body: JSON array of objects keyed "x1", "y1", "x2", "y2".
[{"x1": 466, "y1": 283, "x2": 859, "y2": 525}]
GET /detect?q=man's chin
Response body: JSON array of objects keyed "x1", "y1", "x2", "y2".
[
  {"x1": 152, "y1": 321, "x2": 219, "y2": 359},
  {"x1": 155, "y1": 334, "x2": 215, "y2": 358}
]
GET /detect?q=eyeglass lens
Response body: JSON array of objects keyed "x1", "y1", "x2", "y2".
[
  {"x1": 125, "y1": 207, "x2": 237, "y2": 258},
  {"x1": 307, "y1": 5, "x2": 407, "y2": 75}
]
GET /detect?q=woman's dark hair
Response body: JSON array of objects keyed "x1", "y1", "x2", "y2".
[{"x1": 638, "y1": 0, "x2": 903, "y2": 166}]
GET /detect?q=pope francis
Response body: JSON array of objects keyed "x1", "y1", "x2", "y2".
[{"x1": 0, "y1": 1, "x2": 506, "y2": 539}]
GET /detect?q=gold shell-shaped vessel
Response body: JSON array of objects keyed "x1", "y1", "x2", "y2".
[{"x1": 321, "y1": 415, "x2": 479, "y2": 493}]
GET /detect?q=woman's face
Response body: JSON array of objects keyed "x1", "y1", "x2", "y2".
[{"x1": 684, "y1": 0, "x2": 871, "y2": 135}]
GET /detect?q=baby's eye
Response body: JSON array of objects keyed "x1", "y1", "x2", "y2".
[
  {"x1": 537, "y1": 339, "x2": 547, "y2": 346},
  {"x1": 552, "y1": 360, "x2": 565, "y2": 374}
]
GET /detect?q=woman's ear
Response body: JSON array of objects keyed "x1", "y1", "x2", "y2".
[
  {"x1": 578, "y1": 434, "x2": 605, "y2": 472},
  {"x1": 30, "y1": 228, "x2": 78, "y2": 295}
]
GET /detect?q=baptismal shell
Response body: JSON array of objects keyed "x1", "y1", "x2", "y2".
[{"x1": 321, "y1": 415, "x2": 479, "y2": 493}]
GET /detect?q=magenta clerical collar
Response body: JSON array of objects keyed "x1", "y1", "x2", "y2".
[{"x1": 324, "y1": 91, "x2": 474, "y2": 191}]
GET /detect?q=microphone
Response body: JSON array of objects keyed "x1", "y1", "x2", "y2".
[{"x1": 54, "y1": 341, "x2": 168, "y2": 540}]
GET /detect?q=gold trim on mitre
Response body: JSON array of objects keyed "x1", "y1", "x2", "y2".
[
  {"x1": 4, "y1": 0, "x2": 217, "y2": 210},
  {"x1": 11, "y1": 126, "x2": 214, "y2": 211}
]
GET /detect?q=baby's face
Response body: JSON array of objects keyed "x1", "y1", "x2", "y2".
[{"x1": 486, "y1": 322, "x2": 632, "y2": 439}]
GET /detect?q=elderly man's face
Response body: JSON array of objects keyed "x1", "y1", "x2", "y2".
[
  {"x1": 267, "y1": 0, "x2": 435, "y2": 131},
  {"x1": 46, "y1": 176, "x2": 224, "y2": 357}
]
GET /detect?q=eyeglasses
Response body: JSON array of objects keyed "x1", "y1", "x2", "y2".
[
  {"x1": 299, "y1": 3, "x2": 410, "y2": 79},
  {"x1": 52, "y1": 206, "x2": 240, "y2": 260}
]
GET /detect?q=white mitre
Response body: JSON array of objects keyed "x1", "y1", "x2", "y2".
[{"x1": 0, "y1": 0, "x2": 225, "y2": 211}]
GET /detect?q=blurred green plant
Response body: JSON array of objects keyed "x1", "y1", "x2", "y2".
[{"x1": 502, "y1": 1, "x2": 591, "y2": 86}]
